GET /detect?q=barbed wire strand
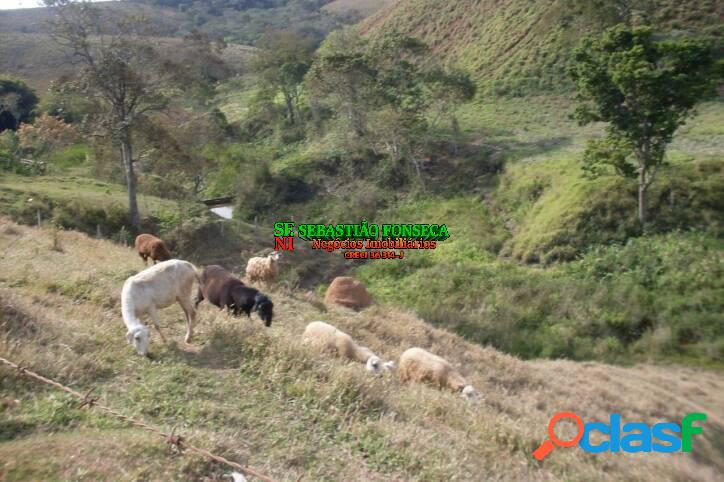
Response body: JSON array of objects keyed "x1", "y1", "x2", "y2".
[{"x1": 0, "y1": 356, "x2": 276, "y2": 482}]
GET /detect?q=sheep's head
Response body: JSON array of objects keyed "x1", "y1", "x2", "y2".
[
  {"x1": 269, "y1": 251, "x2": 282, "y2": 262},
  {"x1": 252, "y1": 294, "x2": 273, "y2": 327},
  {"x1": 366, "y1": 356, "x2": 384, "y2": 376},
  {"x1": 461, "y1": 385, "x2": 479, "y2": 401},
  {"x1": 126, "y1": 326, "x2": 150, "y2": 356}
]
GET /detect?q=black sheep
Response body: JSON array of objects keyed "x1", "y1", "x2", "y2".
[{"x1": 195, "y1": 265, "x2": 274, "y2": 327}]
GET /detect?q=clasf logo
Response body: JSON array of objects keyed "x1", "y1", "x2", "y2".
[{"x1": 533, "y1": 411, "x2": 707, "y2": 460}]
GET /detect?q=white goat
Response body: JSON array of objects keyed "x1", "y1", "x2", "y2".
[
  {"x1": 302, "y1": 321, "x2": 393, "y2": 375},
  {"x1": 245, "y1": 251, "x2": 281, "y2": 286},
  {"x1": 121, "y1": 259, "x2": 200, "y2": 356}
]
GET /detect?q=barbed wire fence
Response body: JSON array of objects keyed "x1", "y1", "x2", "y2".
[{"x1": 0, "y1": 356, "x2": 282, "y2": 482}]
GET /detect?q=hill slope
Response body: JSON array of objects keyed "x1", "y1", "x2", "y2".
[
  {"x1": 362, "y1": 0, "x2": 723, "y2": 94},
  {"x1": 0, "y1": 32, "x2": 255, "y2": 91},
  {"x1": 1, "y1": 218, "x2": 723, "y2": 481},
  {"x1": 0, "y1": 1, "x2": 186, "y2": 36},
  {"x1": 323, "y1": 0, "x2": 396, "y2": 18}
]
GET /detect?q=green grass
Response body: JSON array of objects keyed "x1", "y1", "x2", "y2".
[
  {"x1": 357, "y1": 227, "x2": 724, "y2": 367},
  {"x1": 352, "y1": 95, "x2": 724, "y2": 366},
  {"x1": 0, "y1": 174, "x2": 178, "y2": 213},
  {"x1": 45, "y1": 144, "x2": 91, "y2": 170},
  {"x1": 322, "y1": 0, "x2": 395, "y2": 18},
  {"x1": 363, "y1": 0, "x2": 723, "y2": 96},
  {"x1": 0, "y1": 174, "x2": 182, "y2": 241},
  {"x1": 1, "y1": 220, "x2": 722, "y2": 481}
]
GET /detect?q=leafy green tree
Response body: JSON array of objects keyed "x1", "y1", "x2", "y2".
[
  {"x1": 570, "y1": 26, "x2": 720, "y2": 224},
  {"x1": 306, "y1": 29, "x2": 378, "y2": 137},
  {"x1": 45, "y1": 0, "x2": 171, "y2": 230},
  {"x1": 0, "y1": 78, "x2": 38, "y2": 132},
  {"x1": 307, "y1": 29, "x2": 475, "y2": 183},
  {"x1": 252, "y1": 30, "x2": 316, "y2": 126}
]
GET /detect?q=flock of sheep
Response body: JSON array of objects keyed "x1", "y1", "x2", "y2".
[{"x1": 122, "y1": 234, "x2": 478, "y2": 401}]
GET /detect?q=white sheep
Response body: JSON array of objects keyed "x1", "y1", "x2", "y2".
[
  {"x1": 398, "y1": 347, "x2": 478, "y2": 400},
  {"x1": 245, "y1": 251, "x2": 282, "y2": 286},
  {"x1": 121, "y1": 259, "x2": 200, "y2": 356},
  {"x1": 302, "y1": 321, "x2": 393, "y2": 375}
]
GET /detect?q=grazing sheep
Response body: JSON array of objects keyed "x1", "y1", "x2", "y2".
[
  {"x1": 302, "y1": 321, "x2": 392, "y2": 375},
  {"x1": 398, "y1": 347, "x2": 478, "y2": 399},
  {"x1": 134, "y1": 234, "x2": 172, "y2": 265},
  {"x1": 195, "y1": 264, "x2": 274, "y2": 327},
  {"x1": 121, "y1": 259, "x2": 200, "y2": 356},
  {"x1": 245, "y1": 251, "x2": 281, "y2": 286}
]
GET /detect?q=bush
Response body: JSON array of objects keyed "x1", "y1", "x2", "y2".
[
  {"x1": 497, "y1": 156, "x2": 724, "y2": 263},
  {"x1": 51, "y1": 200, "x2": 130, "y2": 237},
  {"x1": 46, "y1": 144, "x2": 89, "y2": 169}
]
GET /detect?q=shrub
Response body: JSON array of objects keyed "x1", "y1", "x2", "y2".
[{"x1": 17, "y1": 113, "x2": 79, "y2": 158}]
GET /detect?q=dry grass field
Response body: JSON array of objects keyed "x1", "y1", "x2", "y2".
[{"x1": 1, "y1": 217, "x2": 723, "y2": 481}]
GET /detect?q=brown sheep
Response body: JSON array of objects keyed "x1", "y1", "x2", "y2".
[{"x1": 134, "y1": 234, "x2": 172, "y2": 265}]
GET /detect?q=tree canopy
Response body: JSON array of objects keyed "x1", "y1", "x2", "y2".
[
  {"x1": 0, "y1": 78, "x2": 39, "y2": 132},
  {"x1": 570, "y1": 25, "x2": 720, "y2": 224}
]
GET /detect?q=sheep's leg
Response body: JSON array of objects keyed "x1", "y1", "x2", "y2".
[
  {"x1": 178, "y1": 296, "x2": 196, "y2": 344},
  {"x1": 194, "y1": 288, "x2": 204, "y2": 309},
  {"x1": 148, "y1": 306, "x2": 167, "y2": 343},
  {"x1": 139, "y1": 253, "x2": 148, "y2": 265}
]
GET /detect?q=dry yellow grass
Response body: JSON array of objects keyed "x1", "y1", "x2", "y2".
[{"x1": 0, "y1": 217, "x2": 722, "y2": 481}]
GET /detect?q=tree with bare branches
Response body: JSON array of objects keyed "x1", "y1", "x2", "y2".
[{"x1": 44, "y1": 0, "x2": 171, "y2": 229}]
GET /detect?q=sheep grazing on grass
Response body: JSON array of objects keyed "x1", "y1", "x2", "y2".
[
  {"x1": 245, "y1": 251, "x2": 281, "y2": 286},
  {"x1": 196, "y1": 264, "x2": 274, "y2": 327},
  {"x1": 134, "y1": 233, "x2": 172, "y2": 265},
  {"x1": 398, "y1": 347, "x2": 478, "y2": 399},
  {"x1": 121, "y1": 259, "x2": 200, "y2": 356},
  {"x1": 302, "y1": 321, "x2": 392, "y2": 375}
]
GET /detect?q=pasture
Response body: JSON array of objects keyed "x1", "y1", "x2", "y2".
[{"x1": 1, "y1": 218, "x2": 722, "y2": 481}]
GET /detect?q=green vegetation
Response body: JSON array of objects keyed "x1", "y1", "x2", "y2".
[
  {"x1": 139, "y1": 0, "x2": 366, "y2": 44},
  {"x1": 0, "y1": 221, "x2": 722, "y2": 481},
  {"x1": 0, "y1": 174, "x2": 180, "y2": 240},
  {"x1": 355, "y1": 93, "x2": 723, "y2": 366},
  {"x1": 571, "y1": 25, "x2": 720, "y2": 224},
  {"x1": 362, "y1": 0, "x2": 723, "y2": 95},
  {"x1": 0, "y1": 0, "x2": 721, "y2": 370},
  {"x1": 1, "y1": 0, "x2": 723, "y2": 478},
  {"x1": 358, "y1": 226, "x2": 724, "y2": 366},
  {"x1": 322, "y1": 0, "x2": 394, "y2": 18},
  {"x1": 0, "y1": 77, "x2": 38, "y2": 132}
]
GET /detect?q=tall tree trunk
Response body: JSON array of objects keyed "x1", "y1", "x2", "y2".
[
  {"x1": 283, "y1": 89, "x2": 295, "y2": 125},
  {"x1": 638, "y1": 165, "x2": 648, "y2": 225},
  {"x1": 120, "y1": 127, "x2": 140, "y2": 230}
]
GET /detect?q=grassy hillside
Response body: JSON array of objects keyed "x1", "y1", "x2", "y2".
[
  {"x1": 322, "y1": 0, "x2": 395, "y2": 18},
  {"x1": 0, "y1": 32, "x2": 255, "y2": 91},
  {"x1": 1, "y1": 218, "x2": 723, "y2": 481},
  {"x1": 362, "y1": 0, "x2": 723, "y2": 95},
  {"x1": 0, "y1": 2, "x2": 186, "y2": 36},
  {"x1": 0, "y1": 174, "x2": 183, "y2": 240},
  {"x1": 348, "y1": 93, "x2": 724, "y2": 365}
]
